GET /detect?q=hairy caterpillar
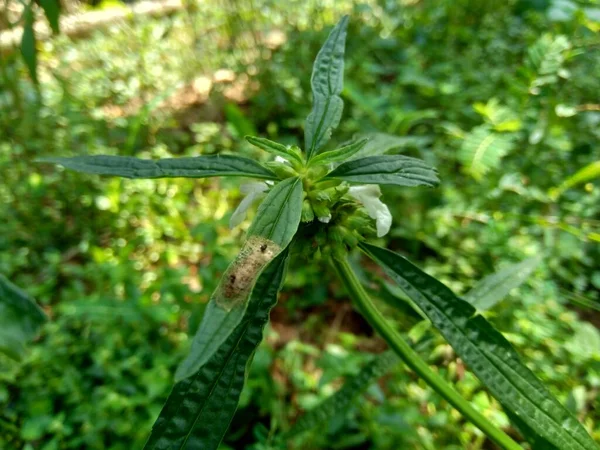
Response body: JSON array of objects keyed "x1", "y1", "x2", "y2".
[{"x1": 215, "y1": 236, "x2": 280, "y2": 311}]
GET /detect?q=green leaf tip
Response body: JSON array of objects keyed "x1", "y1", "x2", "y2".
[
  {"x1": 245, "y1": 135, "x2": 303, "y2": 165},
  {"x1": 305, "y1": 16, "x2": 350, "y2": 160}
]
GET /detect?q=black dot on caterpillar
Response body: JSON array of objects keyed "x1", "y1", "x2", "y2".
[{"x1": 215, "y1": 236, "x2": 280, "y2": 311}]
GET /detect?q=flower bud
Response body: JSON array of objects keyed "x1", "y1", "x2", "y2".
[
  {"x1": 312, "y1": 202, "x2": 331, "y2": 223},
  {"x1": 301, "y1": 199, "x2": 315, "y2": 222},
  {"x1": 264, "y1": 161, "x2": 298, "y2": 179}
]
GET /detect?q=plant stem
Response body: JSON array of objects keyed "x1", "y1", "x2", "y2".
[{"x1": 332, "y1": 257, "x2": 522, "y2": 450}]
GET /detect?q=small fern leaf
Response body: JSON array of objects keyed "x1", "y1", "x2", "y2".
[
  {"x1": 527, "y1": 34, "x2": 571, "y2": 88},
  {"x1": 459, "y1": 125, "x2": 515, "y2": 180}
]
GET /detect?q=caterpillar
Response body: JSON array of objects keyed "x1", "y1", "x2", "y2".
[{"x1": 215, "y1": 236, "x2": 280, "y2": 311}]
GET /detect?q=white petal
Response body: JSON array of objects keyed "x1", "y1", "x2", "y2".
[
  {"x1": 348, "y1": 185, "x2": 392, "y2": 237},
  {"x1": 318, "y1": 214, "x2": 332, "y2": 224},
  {"x1": 240, "y1": 181, "x2": 268, "y2": 195},
  {"x1": 229, "y1": 182, "x2": 268, "y2": 229},
  {"x1": 274, "y1": 156, "x2": 289, "y2": 164}
]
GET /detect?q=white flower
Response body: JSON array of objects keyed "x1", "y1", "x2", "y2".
[
  {"x1": 348, "y1": 185, "x2": 392, "y2": 237},
  {"x1": 229, "y1": 182, "x2": 268, "y2": 229}
]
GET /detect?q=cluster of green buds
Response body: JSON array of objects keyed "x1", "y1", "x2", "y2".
[{"x1": 232, "y1": 137, "x2": 393, "y2": 259}]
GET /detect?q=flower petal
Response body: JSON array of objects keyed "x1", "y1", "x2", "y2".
[{"x1": 348, "y1": 185, "x2": 392, "y2": 237}]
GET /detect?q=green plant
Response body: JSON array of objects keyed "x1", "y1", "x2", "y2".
[
  {"x1": 0, "y1": 275, "x2": 46, "y2": 361},
  {"x1": 38, "y1": 16, "x2": 598, "y2": 450}
]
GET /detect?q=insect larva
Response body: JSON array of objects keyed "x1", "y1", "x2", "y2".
[{"x1": 215, "y1": 236, "x2": 280, "y2": 311}]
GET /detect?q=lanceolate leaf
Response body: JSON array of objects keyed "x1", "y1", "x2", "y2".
[
  {"x1": 38, "y1": 155, "x2": 277, "y2": 180},
  {"x1": 507, "y1": 410, "x2": 560, "y2": 450},
  {"x1": 145, "y1": 250, "x2": 288, "y2": 450},
  {"x1": 177, "y1": 179, "x2": 301, "y2": 381},
  {"x1": 325, "y1": 155, "x2": 439, "y2": 187},
  {"x1": 39, "y1": 0, "x2": 61, "y2": 34},
  {"x1": 286, "y1": 351, "x2": 398, "y2": 439},
  {"x1": 305, "y1": 16, "x2": 349, "y2": 159},
  {"x1": 360, "y1": 243, "x2": 598, "y2": 450},
  {"x1": 245, "y1": 136, "x2": 303, "y2": 165},
  {"x1": 248, "y1": 177, "x2": 303, "y2": 249},
  {"x1": 0, "y1": 275, "x2": 47, "y2": 360},
  {"x1": 549, "y1": 160, "x2": 600, "y2": 199},
  {"x1": 175, "y1": 301, "x2": 245, "y2": 382},
  {"x1": 309, "y1": 138, "x2": 368, "y2": 166},
  {"x1": 21, "y1": 6, "x2": 38, "y2": 85},
  {"x1": 464, "y1": 255, "x2": 543, "y2": 311}
]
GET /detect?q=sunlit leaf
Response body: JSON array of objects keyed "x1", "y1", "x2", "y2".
[
  {"x1": 325, "y1": 155, "x2": 439, "y2": 187},
  {"x1": 305, "y1": 16, "x2": 349, "y2": 159},
  {"x1": 38, "y1": 155, "x2": 278, "y2": 180},
  {"x1": 459, "y1": 125, "x2": 515, "y2": 180},
  {"x1": 0, "y1": 275, "x2": 47, "y2": 360},
  {"x1": 549, "y1": 160, "x2": 600, "y2": 199},
  {"x1": 527, "y1": 34, "x2": 571, "y2": 88},
  {"x1": 360, "y1": 243, "x2": 598, "y2": 450},
  {"x1": 145, "y1": 250, "x2": 288, "y2": 450}
]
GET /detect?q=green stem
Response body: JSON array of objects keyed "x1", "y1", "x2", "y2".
[{"x1": 332, "y1": 257, "x2": 522, "y2": 450}]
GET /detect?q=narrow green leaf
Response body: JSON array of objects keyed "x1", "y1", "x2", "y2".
[
  {"x1": 245, "y1": 136, "x2": 303, "y2": 165},
  {"x1": 464, "y1": 255, "x2": 543, "y2": 311},
  {"x1": 360, "y1": 243, "x2": 598, "y2": 450},
  {"x1": 21, "y1": 6, "x2": 38, "y2": 85},
  {"x1": 248, "y1": 177, "x2": 303, "y2": 249},
  {"x1": 286, "y1": 350, "x2": 398, "y2": 439},
  {"x1": 175, "y1": 301, "x2": 245, "y2": 382},
  {"x1": 325, "y1": 155, "x2": 439, "y2": 187},
  {"x1": 549, "y1": 160, "x2": 600, "y2": 199},
  {"x1": 37, "y1": 155, "x2": 278, "y2": 180},
  {"x1": 309, "y1": 138, "x2": 368, "y2": 166},
  {"x1": 0, "y1": 275, "x2": 47, "y2": 360},
  {"x1": 177, "y1": 179, "x2": 301, "y2": 381},
  {"x1": 507, "y1": 409, "x2": 560, "y2": 450},
  {"x1": 305, "y1": 16, "x2": 349, "y2": 159},
  {"x1": 349, "y1": 133, "x2": 433, "y2": 160},
  {"x1": 39, "y1": 0, "x2": 61, "y2": 34},
  {"x1": 145, "y1": 249, "x2": 288, "y2": 450}
]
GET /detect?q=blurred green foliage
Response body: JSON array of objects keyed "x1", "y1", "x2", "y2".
[{"x1": 1, "y1": 0, "x2": 599, "y2": 448}]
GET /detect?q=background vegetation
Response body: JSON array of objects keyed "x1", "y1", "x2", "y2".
[{"x1": 1, "y1": 0, "x2": 599, "y2": 448}]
